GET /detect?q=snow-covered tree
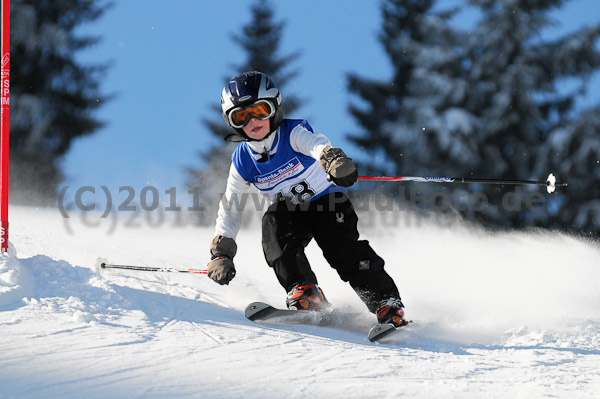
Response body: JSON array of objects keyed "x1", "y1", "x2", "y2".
[
  {"x1": 535, "y1": 106, "x2": 600, "y2": 234},
  {"x1": 10, "y1": 0, "x2": 110, "y2": 205},
  {"x1": 185, "y1": 0, "x2": 302, "y2": 225},
  {"x1": 454, "y1": 0, "x2": 600, "y2": 231},
  {"x1": 348, "y1": 0, "x2": 469, "y2": 178},
  {"x1": 349, "y1": 0, "x2": 600, "y2": 233},
  {"x1": 347, "y1": 0, "x2": 473, "y2": 216}
]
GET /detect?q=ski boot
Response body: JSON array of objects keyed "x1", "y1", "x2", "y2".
[
  {"x1": 376, "y1": 298, "x2": 408, "y2": 327},
  {"x1": 286, "y1": 283, "x2": 329, "y2": 311}
]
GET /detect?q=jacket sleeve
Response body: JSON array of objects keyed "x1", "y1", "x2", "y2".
[
  {"x1": 213, "y1": 163, "x2": 252, "y2": 240},
  {"x1": 289, "y1": 123, "x2": 331, "y2": 160}
]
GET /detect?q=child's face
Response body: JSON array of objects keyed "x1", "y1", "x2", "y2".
[{"x1": 242, "y1": 118, "x2": 271, "y2": 141}]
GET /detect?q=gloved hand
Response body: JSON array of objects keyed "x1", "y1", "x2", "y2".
[
  {"x1": 207, "y1": 235, "x2": 237, "y2": 285},
  {"x1": 318, "y1": 146, "x2": 359, "y2": 187}
]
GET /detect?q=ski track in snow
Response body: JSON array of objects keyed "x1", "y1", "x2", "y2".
[{"x1": 1, "y1": 206, "x2": 599, "y2": 398}]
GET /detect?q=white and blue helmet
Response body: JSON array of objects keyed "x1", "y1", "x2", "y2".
[{"x1": 221, "y1": 71, "x2": 283, "y2": 141}]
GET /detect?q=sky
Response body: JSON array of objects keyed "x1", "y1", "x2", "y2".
[{"x1": 63, "y1": 0, "x2": 600, "y2": 200}]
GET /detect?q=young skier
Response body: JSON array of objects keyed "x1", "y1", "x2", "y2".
[{"x1": 207, "y1": 71, "x2": 407, "y2": 328}]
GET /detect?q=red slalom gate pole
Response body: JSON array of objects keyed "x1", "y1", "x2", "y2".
[{"x1": 1, "y1": 0, "x2": 10, "y2": 254}]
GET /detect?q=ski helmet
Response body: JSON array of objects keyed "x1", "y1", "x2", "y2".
[{"x1": 221, "y1": 71, "x2": 283, "y2": 141}]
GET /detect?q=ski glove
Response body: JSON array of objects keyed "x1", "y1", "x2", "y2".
[
  {"x1": 207, "y1": 235, "x2": 237, "y2": 285},
  {"x1": 318, "y1": 146, "x2": 359, "y2": 187}
]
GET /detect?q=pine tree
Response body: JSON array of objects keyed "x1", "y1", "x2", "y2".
[
  {"x1": 463, "y1": 0, "x2": 600, "y2": 230},
  {"x1": 536, "y1": 105, "x2": 600, "y2": 235},
  {"x1": 185, "y1": 0, "x2": 302, "y2": 225},
  {"x1": 347, "y1": 0, "x2": 470, "y2": 204},
  {"x1": 348, "y1": 0, "x2": 600, "y2": 233},
  {"x1": 10, "y1": 0, "x2": 110, "y2": 205}
]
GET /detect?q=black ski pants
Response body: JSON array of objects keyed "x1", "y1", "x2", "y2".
[{"x1": 261, "y1": 191, "x2": 400, "y2": 313}]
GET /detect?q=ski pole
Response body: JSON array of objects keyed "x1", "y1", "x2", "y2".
[
  {"x1": 99, "y1": 262, "x2": 208, "y2": 274},
  {"x1": 358, "y1": 173, "x2": 566, "y2": 193}
]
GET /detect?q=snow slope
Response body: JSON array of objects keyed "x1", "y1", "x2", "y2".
[{"x1": 1, "y1": 205, "x2": 599, "y2": 399}]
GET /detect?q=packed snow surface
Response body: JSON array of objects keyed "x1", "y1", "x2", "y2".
[{"x1": 1, "y1": 206, "x2": 599, "y2": 398}]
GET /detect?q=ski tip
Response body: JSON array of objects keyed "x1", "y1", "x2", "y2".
[
  {"x1": 245, "y1": 302, "x2": 274, "y2": 321},
  {"x1": 368, "y1": 320, "x2": 413, "y2": 343},
  {"x1": 368, "y1": 323, "x2": 396, "y2": 342}
]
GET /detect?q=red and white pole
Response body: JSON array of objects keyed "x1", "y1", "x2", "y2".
[{"x1": 1, "y1": 0, "x2": 10, "y2": 253}]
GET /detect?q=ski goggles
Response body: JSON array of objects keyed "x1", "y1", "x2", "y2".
[{"x1": 228, "y1": 100, "x2": 275, "y2": 128}]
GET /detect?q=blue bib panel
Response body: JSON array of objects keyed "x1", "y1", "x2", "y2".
[{"x1": 232, "y1": 119, "x2": 338, "y2": 204}]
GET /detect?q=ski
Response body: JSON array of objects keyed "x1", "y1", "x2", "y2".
[
  {"x1": 245, "y1": 301, "x2": 412, "y2": 342},
  {"x1": 245, "y1": 301, "x2": 340, "y2": 326},
  {"x1": 368, "y1": 320, "x2": 413, "y2": 342}
]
